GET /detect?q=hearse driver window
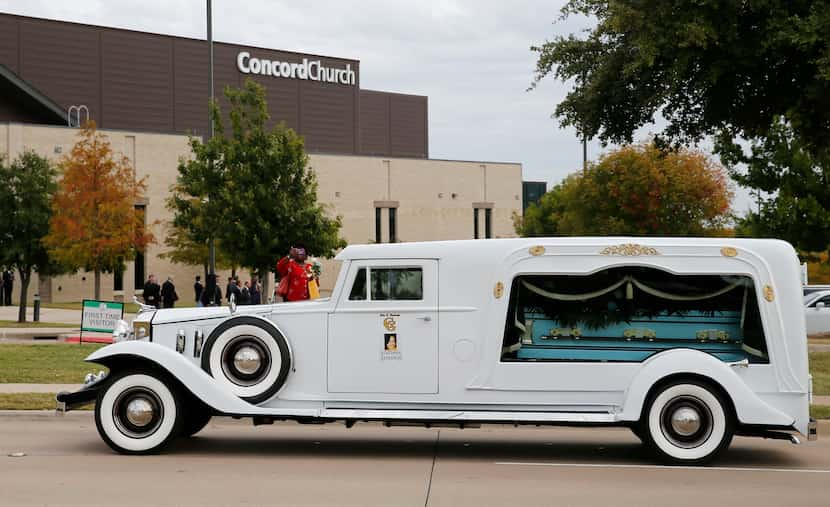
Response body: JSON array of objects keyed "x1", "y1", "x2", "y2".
[
  {"x1": 500, "y1": 266, "x2": 769, "y2": 364},
  {"x1": 347, "y1": 267, "x2": 423, "y2": 301},
  {"x1": 348, "y1": 268, "x2": 368, "y2": 300}
]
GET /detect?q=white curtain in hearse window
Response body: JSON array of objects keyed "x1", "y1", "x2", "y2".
[{"x1": 500, "y1": 266, "x2": 769, "y2": 364}]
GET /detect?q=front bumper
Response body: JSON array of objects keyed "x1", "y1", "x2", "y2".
[{"x1": 56, "y1": 379, "x2": 105, "y2": 413}]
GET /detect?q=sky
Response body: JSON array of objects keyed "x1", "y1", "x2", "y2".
[{"x1": 0, "y1": 0, "x2": 753, "y2": 210}]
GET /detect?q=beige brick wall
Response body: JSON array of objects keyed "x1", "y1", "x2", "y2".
[{"x1": 1, "y1": 123, "x2": 522, "y2": 303}]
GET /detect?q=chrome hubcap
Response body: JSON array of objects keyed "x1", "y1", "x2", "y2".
[
  {"x1": 220, "y1": 336, "x2": 272, "y2": 387},
  {"x1": 659, "y1": 395, "x2": 713, "y2": 449},
  {"x1": 125, "y1": 398, "x2": 155, "y2": 427},
  {"x1": 113, "y1": 387, "x2": 164, "y2": 439},
  {"x1": 670, "y1": 406, "x2": 701, "y2": 436},
  {"x1": 233, "y1": 346, "x2": 262, "y2": 375}
]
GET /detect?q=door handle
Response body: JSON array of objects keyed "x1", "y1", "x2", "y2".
[{"x1": 416, "y1": 316, "x2": 432, "y2": 322}]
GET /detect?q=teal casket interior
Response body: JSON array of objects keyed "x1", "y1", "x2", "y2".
[{"x1": 503, "y1": 268, "x2": 769, "y2": 363}]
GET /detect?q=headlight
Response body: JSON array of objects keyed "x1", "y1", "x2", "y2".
[
  {"x1": 112, "y1": 319, "x2": 132, "y2": 342},
  {"x1": 133, "y1": 321, "x2": 151, "y2": 341}
]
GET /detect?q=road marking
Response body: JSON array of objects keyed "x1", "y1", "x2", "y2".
[{"x1": 494, "y1": 462, "x2": 830, "y2": 474}]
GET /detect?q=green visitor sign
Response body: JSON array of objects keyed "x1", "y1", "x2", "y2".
[{"x1": 81, "y1": 300, "x2": 125, "y2": 333}]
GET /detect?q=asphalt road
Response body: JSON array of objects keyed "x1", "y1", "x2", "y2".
[{"x1": 1, "y1": 413, "x2": 829, "y2": 507}]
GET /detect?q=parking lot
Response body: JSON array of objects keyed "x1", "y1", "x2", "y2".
[{"x1": 1, "y1": 412, "x2": 828, "y2": 506}]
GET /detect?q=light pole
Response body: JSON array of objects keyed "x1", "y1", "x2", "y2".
[{"x1": 207, "y1": 0, "x2": 216, "y2": 276}]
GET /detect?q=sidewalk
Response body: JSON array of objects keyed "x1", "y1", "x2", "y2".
[{"x1": 0, "y1": 384, "x2": 82, "y2": 393}]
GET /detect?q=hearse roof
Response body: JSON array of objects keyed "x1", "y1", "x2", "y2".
[{"x1": 335, "y1": 237, "x2": 795, "y2": 261}]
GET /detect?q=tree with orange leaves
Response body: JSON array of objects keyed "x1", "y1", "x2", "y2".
[
  {"x1": 45, "y1": 122, "x2": 155, "y2": 299},
  {"x1": 517, "y1": 142, "x2": 734, "y2": 237}
]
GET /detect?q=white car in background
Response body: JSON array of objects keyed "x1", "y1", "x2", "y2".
[{"x1": 804, "y1": 289, "x2": 830, "y2": 335}]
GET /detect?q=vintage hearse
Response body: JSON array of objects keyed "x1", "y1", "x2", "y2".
[{"x1": 57, "y1": 237, "x2": 817, "y2": 463}]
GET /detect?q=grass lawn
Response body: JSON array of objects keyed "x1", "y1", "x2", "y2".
[
  {"x1": 811, "y1": 405, "x2": 830, "y2": 420},
  {"x1": 810, "y1": 351, "x2": 830, "y2": 395},
  {"x1": 0, "y1": 344, "x2": 106, "y2": 383},
  {"x1": 0, "y1": 393, "x2": 92, "y2": 410},
  {"x1": 0, "y1": 320, "x2": 78, "y2": 328}
]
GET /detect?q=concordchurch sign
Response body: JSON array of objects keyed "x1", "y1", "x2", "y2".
[{"x1": 236, "y1": 51, "x2": 356, "y2": 86}]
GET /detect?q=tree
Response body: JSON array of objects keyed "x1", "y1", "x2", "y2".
[
  {"x1": 532, "y1": 1, "x2": 830, "y2": 252},
  {"x1": 718, "y1": 118, "x2": 830, "y2": 253},
  {"x1": 160, "y1": 218, "x2": 233, "y2": 280},
  {"x1": 169, "y1": 79, "x2": 345, "y2": 296},
  {"x1": 0, "y1": 152, "x2": 59, "y2": 322},
  {"x1": 45, "y1": 122, "x2": 155, "y2": 299},
  {"x1": 532, "y1": 1, "x2": 830, "y2": 150},
  {"x1": 516, "y1": 143, "x2": 733, "y2": 237}
]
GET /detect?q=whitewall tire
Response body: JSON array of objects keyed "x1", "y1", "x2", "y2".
[
  {"x1": 201, "y1": 317, "x2": 291, "y2": 404},
  {"x1": 642, "y1": 380, "x2": 733, "y2": 464},
  {"x1": 94, "y1": 372, "x2": 182, "y2": 455}
]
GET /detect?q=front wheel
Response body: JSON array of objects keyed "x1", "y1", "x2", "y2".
[
  {"x1": 640, "y1": 380, "x2": 734, "y2": 465},
  {"x1": 94, "y1": 371, "x2": 183, "y2": 455}
]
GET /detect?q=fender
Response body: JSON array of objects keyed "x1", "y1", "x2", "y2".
[
  {"x1": 618, "y1": 349, "x2": 794, "y2": 428},
  {"x1": 85, "y1": 341, "x2": 315, "y2": 418}
]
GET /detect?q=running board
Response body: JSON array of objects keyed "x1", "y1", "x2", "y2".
[{"x1": 319, "y1": 408, "x2": 616, "y2": 424}]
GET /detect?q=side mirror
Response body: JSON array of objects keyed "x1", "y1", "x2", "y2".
[{"x1": 817, "y1": 302, "x2": 826, "y2": 310}]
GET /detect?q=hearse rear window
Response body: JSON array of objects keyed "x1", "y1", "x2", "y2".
[
  {"x1": 501, "y1": 266, "x2": 769, "y2": 364},
  {"x1": 348, "y1": 267, "x2": 423, "y2": 301}
]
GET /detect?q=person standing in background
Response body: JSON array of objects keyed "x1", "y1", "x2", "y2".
[
  {"x1": 239, "y1": 280, "x2": 251, "y2": 305},
  {"x1": 2, "y1": 269, "x2": 13, "y2": 306},
  {"x1": 225, "y1": 277, "x2": 234, "y2": 305},
  {"x1": 194, "y1": 275, "x2": 204, "y2": 307},
  {"x1": 276, "y1": 242, "x2": 317, "y2": 302},
  {"x1": 249, "y1": 275, "x2": 261, "y2": 305},
  {"x1": 161, "y1": 276, "x2": 178, "y2": 309},
  {"x1": 200, "y1": 273, "x2": 221, "y2": 307},
  {"x1": 143, "y1": 274, "x2": 161, "y2": 309}
]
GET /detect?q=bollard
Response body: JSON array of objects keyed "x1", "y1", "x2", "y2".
[{"x1": 33, "y1": 294, "x2": 41, "y2": 322}]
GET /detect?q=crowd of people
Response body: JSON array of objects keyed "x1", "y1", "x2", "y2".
[{"x1": 141, "y1": 242, "x2": 319, "y2": 308}]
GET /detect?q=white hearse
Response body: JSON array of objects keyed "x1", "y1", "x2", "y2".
[{"x1": 58, "y1": 237, "x2": 817, "y2": 463}]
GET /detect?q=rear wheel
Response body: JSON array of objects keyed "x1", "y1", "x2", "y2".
[
  {"x1": 94, "y1": 371, "x2": 183, "y2": 455},
  {"x1": 640, "y1": 380, "x2": 734, "y2": 465}
]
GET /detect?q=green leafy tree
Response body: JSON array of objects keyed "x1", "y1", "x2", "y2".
[
  {"x1": 167, "y1": 104, "x2": 232, "y2": 284},
  {"x1": 169, "y1": 79, "x2": 345, "y2": 296},
  {"x1": 532, "y1": 1, "x2": 830, "y2": 250},
  {"x1": 0, "y1": 151, "x2": 60, "y2": 322},
  {"x1": 718, "y1": 118, "x2": 830, "y2": 253},
  {"x1": 160, "y1": 218, "x2": 233, "y2": 280},
  {"x1": 516, "y1": 143, "x2": 733, "y2": 237}
]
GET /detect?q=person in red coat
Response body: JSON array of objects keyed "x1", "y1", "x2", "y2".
[{"x1": 276, "y1": 243, "x2": 317, "y2": 302}]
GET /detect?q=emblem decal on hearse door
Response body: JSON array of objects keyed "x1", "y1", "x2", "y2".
[{"x1": 382, "y1": 315, "x2": 397, "y2": 331}]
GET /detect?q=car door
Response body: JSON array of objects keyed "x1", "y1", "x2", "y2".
[
  {"x1": 805, "y1": 294, "x2": 830, "y2": 334},
  {"x1": 327, "y1": 259, "x2": 439, "y2": 394}
]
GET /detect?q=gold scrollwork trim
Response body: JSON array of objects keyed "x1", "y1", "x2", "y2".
[
  {"x1": 720, "y1": 247, "x2": 738, "y2": 257},
  {"x1": 493, "y1": 281, "x2": 504, "y2": 299},
  {"x1": 764, "y1": 285, "x2": 775, "y2": 302},
  {"x1": 599, "y1": 243, "x2": 660, "y2": 256},
  {"x1": 529, "y1": 246, "x2": 545, "y2": 256}
]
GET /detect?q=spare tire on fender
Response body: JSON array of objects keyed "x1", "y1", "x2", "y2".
[{"x1": 201, "y1": 316, "x2": 291, "y2": 404}]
